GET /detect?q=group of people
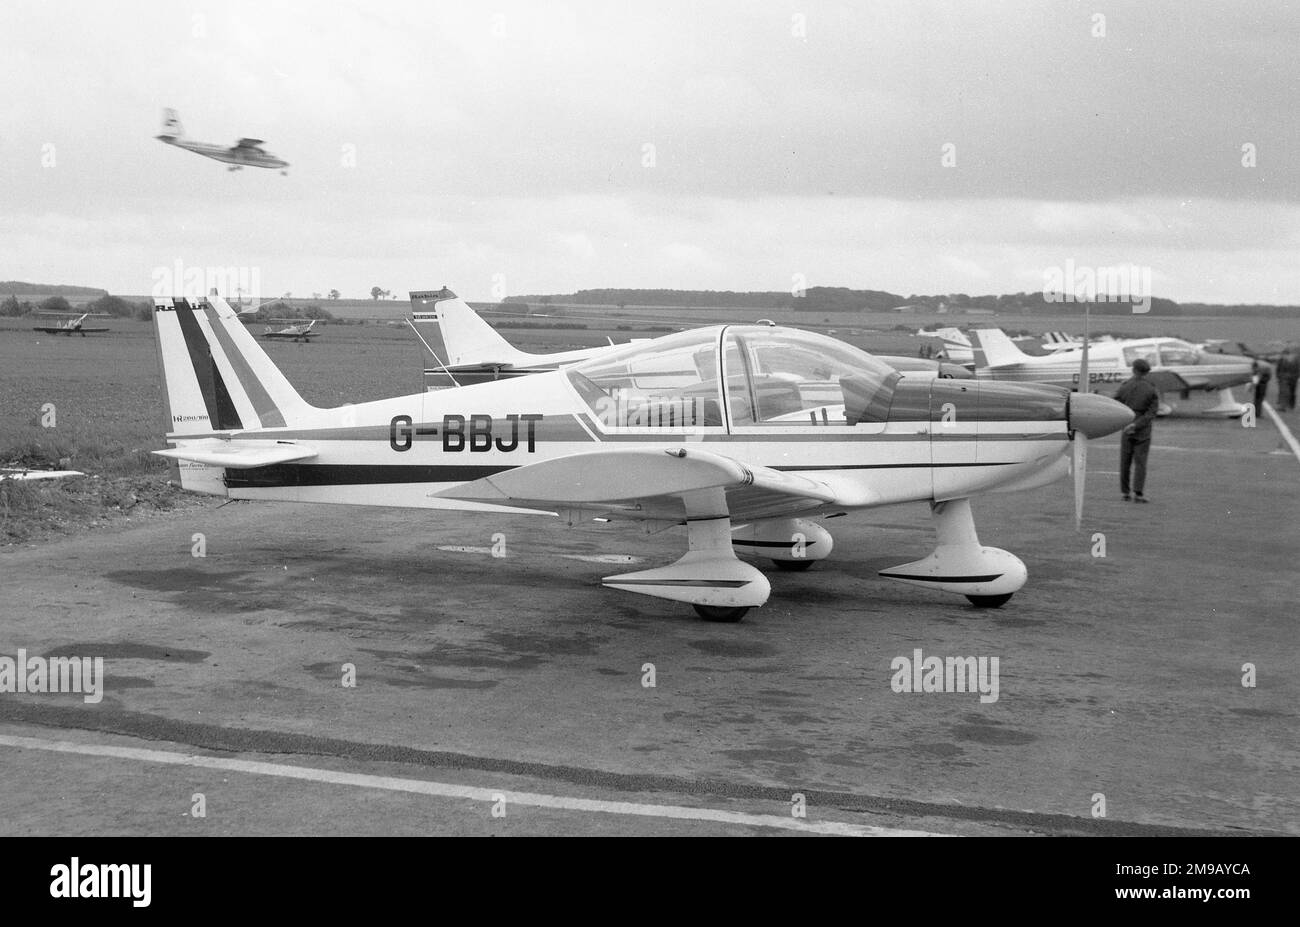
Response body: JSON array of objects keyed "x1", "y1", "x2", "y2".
[{"x1": 1265, "y1": 347, "x2": 1300, "y2": 413}]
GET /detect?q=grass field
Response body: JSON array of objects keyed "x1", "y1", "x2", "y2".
[{"x1": 2, "y1": 308, "x2": 1296, "y2": 544}]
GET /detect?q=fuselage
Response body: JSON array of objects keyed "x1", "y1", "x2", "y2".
[
  {"x1": 169, "y1": 325, "x2": 1089, "y2": 516},
  {"x1": 976, "y1": 338, "x2": 1255, "y2": 393},
  {"x1": 158, "y1": 136, "x2": 288, "y2": 170}
]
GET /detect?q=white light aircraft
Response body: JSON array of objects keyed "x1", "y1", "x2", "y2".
[
  {"x1": 413, "y1": 289, "x2": 971, "y2": 389},
  {"x1": 263, "y1": 319, "x2": 320, "y2": 342},
  {"x1": 971, "y1": 328, "x2": 1255, "y2": 416},
  {"x1": 31, "y1": 312, "x2": 110, "y2": 336},
  {"x1": 152, "y1": 294, "x2": 1132, "y2": 622},
  {"x1": 155, "y1": 109, "x2": 289, "y2": 174}
]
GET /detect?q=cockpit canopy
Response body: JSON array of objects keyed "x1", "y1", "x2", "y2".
[
  {"x1": 566, "y1": 325, "x2": 901, "y2": 429},
  {"x1": 1122, "y1": 338, "x2": 1201, "y2": 368}
]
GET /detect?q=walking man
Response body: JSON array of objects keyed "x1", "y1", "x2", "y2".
[{"x1": 1115, "y1": 357, "x2": 1160, "y2": 503}]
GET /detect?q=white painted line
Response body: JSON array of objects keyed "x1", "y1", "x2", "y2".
[
  {"x1": 1263, "y1": 402, "x2": 1300, "y2": 468},
  {"x1": 0, "y1": 734, "x2": 945, "y2": 837}
]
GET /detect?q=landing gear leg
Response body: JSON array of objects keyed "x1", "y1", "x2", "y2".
[{"x1": 879, "y1": 498, "x2": 1027, "y2": 606}]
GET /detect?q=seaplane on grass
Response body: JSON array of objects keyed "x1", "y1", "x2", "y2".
[
  {"x1": 971, "y1": 328, "x2": 1256, "y2": 418},
  {"x1": 262, "y1": 319, "x2": 320, "y2": 342},
  {"x1": 31, "y1": 312, "x2": 110, "y2": 336},
  {"x1": 151, "y1": 293, "x2": 1132, "y2": 622},
  {"x1": 412, "y1": 288, "x2": 971, "y2": 390},
  {"x1": 154, "y1": 109, "x2": 289, "y2": 175}
]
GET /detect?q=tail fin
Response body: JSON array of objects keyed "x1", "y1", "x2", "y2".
[
  {"x1": 153, "y1": 294, "x2": 318, "y2": 437},
  {"x1": 158, "y1": 108, "x2": 184, "y2": 140},
  {"x1": 970, "y1": 329, "x2": 1033, "y2": 369},
  {"x1": 933, "y1": 327, "x2": 971, "y2": 348},
  {"x1": 409, "y1": 288, "x2": 527, "y2": 368}
]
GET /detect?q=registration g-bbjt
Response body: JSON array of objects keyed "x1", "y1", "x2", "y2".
[{"x1": 152, "y1": 291, "x2": 1132, "y2": 622}]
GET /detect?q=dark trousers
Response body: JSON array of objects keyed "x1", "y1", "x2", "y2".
[{"x1": 1120, "y1": 432, "x2": 1150, "y2": 496}]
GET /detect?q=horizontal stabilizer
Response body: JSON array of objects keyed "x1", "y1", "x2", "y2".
[{"x1": 154, "y1": 440, "x2": 317, "y2": 469}]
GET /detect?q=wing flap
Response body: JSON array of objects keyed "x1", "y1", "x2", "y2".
[{"x1": 155, "y1": 440, "x2": 316, "y2": 469}]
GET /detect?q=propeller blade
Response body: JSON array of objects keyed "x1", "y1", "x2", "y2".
[
  {"x1": 1074, "y1": 303, "x2": 1091, "y2": 528},
  {"x1": 1079, "y1": 334, "x2": 1090, "y2": 394},
  {"x1": 1073, "y1": 432, "x2": 1088, "y2": 529}
]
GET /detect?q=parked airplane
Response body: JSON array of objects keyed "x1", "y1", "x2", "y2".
[
  {"x1": 263, "y1": 319, "x2": 320, "y2": 342},
  {"x1": 151, "y1": 294, "x2": 1131, "y2": 622},
  {"x1": 31, "y1": 312, "x2": 109, "y2": 336},
  {"x1": 412, "y1": 289, "x2": 971, "y2": 390},
  {"x1": 0, "y1": 468, "x2": 84, "y2": 481},
  {"x1": 155, "y1": 109, "x2": 289, "y2": 174},
  {"x1": 971, "y1": 328, "x2": 1255, "y2": 416}
]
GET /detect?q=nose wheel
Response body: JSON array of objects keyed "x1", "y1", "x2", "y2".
[{"x1": 966, "y1": 593, "x2": 1013, "y2": 608}]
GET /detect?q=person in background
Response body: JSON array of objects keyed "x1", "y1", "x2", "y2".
[
  {"x1": 1250, "y1": 359, "x2": 1272, "y2": 417},
  {"x1": 1275, "y1": 346, "x2": 1299, "y2": 412},
  {"x1": 1115, "y1": 357, "x2": 1160, "y2": 503}
]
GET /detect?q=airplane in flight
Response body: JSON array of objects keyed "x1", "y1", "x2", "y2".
[
  {"x1": 411, "y1": 289, "x2": 971, "y2": 390},
  {"x1": 155, "y1": 109, "x2": 289, "y2": 174},
  {"x1": 31, "y1": 312, "x2": 110, "y2": 336},
  {"x1": 150, "y1": 293, "x2": 1131, "y2": 622},
  {"x1": 970, "y1": 328, "x2": 1256, "y2": 416},
  {"x1": 262, "y1": 319, "x2": 320, "y2": 342}
]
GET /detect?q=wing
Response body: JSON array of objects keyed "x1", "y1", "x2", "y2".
[
  {"x1": 432, "y1": 446, "x2": 844, "y2": 522},
  {"x1": 155, "y1": 440, "x2": 316, "y2": 469}
]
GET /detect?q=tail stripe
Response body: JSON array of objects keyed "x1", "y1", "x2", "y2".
[
  {"x1": 174, "y1": 300, "x2": 243, "y2": 430},
  {"x1": 200, "y1": 303, "x2": 287, "y2": 427}
]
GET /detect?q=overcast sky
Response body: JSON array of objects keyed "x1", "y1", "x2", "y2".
[{"x1": 2, "y1": 0, "x2": 1298, "y2": 303}]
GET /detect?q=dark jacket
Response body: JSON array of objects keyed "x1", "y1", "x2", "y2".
[{"x1": 1115, "y1": 376, "x2": 1160, "y2": 439}]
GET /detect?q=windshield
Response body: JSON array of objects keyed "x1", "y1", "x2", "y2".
[{"x1": 723, "y1": 327, "x2": 899, "y2": 426}]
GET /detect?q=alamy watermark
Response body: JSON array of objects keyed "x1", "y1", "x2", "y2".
[
  {"x1": 0, "y1": 649, "x2": 103, "y2": 703},
  {"x1": 152, "y1": 259, "x2": 262, "y2": 310},
  {"x1": 890, "y1": 648, "x2": 999, "y2": 703},
  {"x1": 1043, "y1": 259, "x2": 1151, "y2": 314}
]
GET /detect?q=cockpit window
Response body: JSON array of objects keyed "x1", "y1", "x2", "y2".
[
  {"x1": 1123, "y1": 343, "x2": 1160, "y2": 368},
  {"x1": 723, "y1": 327, "x2": 899, "y2": 426},
  {"x1": 566, "y1": 328, "x2": 725, "y2": 429},
  {"x1": 567, "y1": 325, "x2": 900, "y2": 430},
  {"x1": 1158, "y1": 340, "x2": 1199, "y2": 366}
]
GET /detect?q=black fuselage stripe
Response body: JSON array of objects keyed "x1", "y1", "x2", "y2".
[
  {"x1": 731, "y1": 539, "x2": 818, "y2": 548},
  {"x1": 224, "y1": 464, "x2": 514, "y2": 488},
  {"x1": 221, "y1": 460, "x2": 1025, "y2": 488}
]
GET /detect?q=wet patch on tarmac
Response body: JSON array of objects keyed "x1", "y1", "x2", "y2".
[
  {"x1": 106, "y1": 676, "x2": 156, "y2": 689},
  {"x1": 1228, "y1": 707, "x2": 1290, "y2": 719},
  {"x1": 951, "y1": 715, "x2": 1038, "y2": 746},
  {"x1": 379, "y1": 674, "x2": 498, "y2": 690},
  {"x1": 908, "y1": 742, "x2": 967, "y2": 759},
  {"x1": 105, "y1": 568, "x2": 251, "y2": 593},
  {"x1": 42, "y1": 642, "x2": 209, "y2": 663}
]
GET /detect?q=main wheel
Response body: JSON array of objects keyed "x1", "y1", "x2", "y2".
[
  {"x1": 773, "y1": 559, "x2": 815, "y2": 571},
  {"x1": 966, "y1": 593, "x2": 1013, "y2": 608},
  {"x1": 693, "y1": 604, "x2": 749, "y2": 622}
]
